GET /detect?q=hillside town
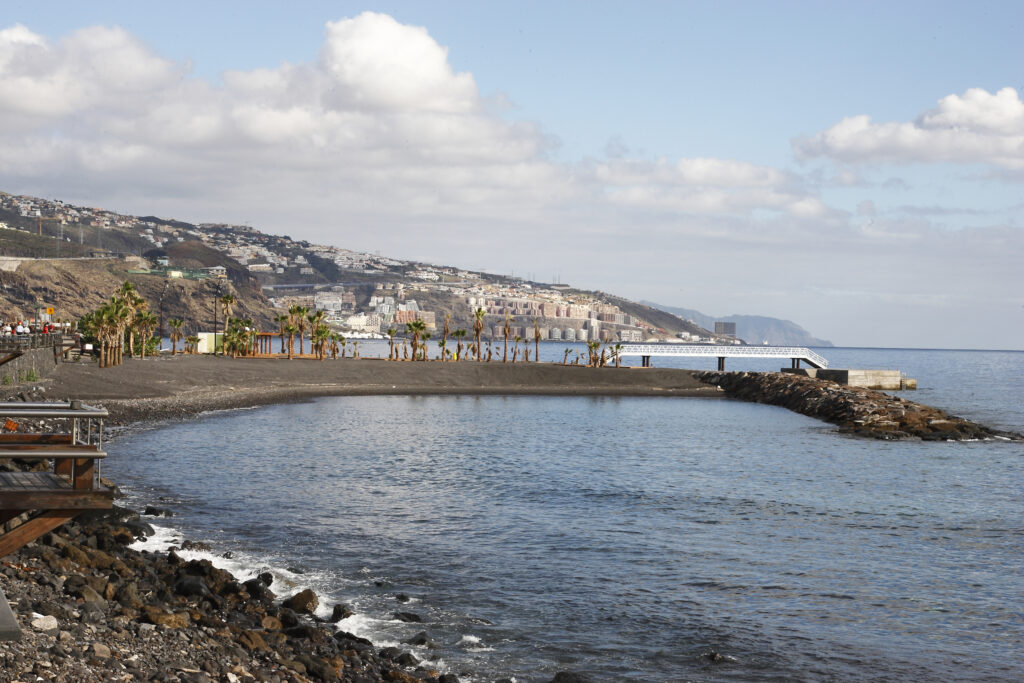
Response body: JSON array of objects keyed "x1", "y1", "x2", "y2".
[{"x1": 0, "y1": 190, "x2": 728, "y2": 343}]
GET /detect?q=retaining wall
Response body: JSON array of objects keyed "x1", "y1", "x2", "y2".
[{"x1": 0, "y1": 346, "x2": 62, "y2": 386}]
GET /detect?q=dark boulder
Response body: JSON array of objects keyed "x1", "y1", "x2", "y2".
[{"x1": 393, "y1": 611, "x2": 422, "y2": 623}]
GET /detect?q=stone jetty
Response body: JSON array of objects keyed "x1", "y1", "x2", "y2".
[{"x1": 696, "y1": 371, "x2": 1021, "y2": 441}]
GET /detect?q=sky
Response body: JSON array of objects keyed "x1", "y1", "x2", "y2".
[{"x1": 1, "y1": 1, "x2": 1022, "y2": 349}]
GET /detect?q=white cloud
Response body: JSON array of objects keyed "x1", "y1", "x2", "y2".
[
  {"x1": 794, "y1": 87, "x2": 1024, "y2": 170},
  {"x1": 0, "y1": 14, "x2": 826, "y2": 232}
]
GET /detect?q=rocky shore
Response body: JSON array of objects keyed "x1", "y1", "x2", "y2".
[
  {"x1": 695, "y1": 370, "x2": 1023, "y2": 441},
  {"x1": 1, "y1": 503, "x2": 472, "y2": 683}
]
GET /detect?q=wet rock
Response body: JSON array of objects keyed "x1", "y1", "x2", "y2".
[
  {"x1": 180, "y1": 539, "x2": 211, "y2": 552},
  {"x1": 329, "y1": 603, "x2": 353, "y2": 622},
  {"x1": 404, "y1": 631, "x2": 436, "y2": 648},
  {"x1": 549, "y1": 673, "x2": 593, "y2": 683},
  {"x1": 242, "y1": 578, "x2": 276, "y2": 603},
  {"x1": 282, "y1": 588, "x2": 318, "y2": 614},
  {"x1": 143, "y1": 506, "x2": 173, "y2": 517},
  {"x1": 395, "y1": 593, "x2": 411, "y2": 603},
  {"x1": 393, "y1": 611, "x2": 422, "y2": 623}
]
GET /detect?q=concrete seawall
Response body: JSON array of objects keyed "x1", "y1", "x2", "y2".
[{"x1": 696, "y1": 370, "x2": 1020, "y2": 441}]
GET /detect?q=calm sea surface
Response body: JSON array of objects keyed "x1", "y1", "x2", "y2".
[{"x1": 110, "y1": 347, "x2": 1023, "y2": 682}]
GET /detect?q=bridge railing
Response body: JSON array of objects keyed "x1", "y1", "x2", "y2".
[
  {"x1": 618, "y1": 344, "x2": 829, "y2": 369},
  {"x1": 0, "y1": 332, "x2": 65, "y2": 353}
]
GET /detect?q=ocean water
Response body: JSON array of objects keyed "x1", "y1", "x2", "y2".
[{"x1": 108, "y1": 348, "x2": 1023, "y2": 682}]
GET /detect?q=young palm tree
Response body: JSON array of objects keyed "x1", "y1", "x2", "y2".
[
  {"x1": 274, "y1": 314, "x2": 289, "y2": 354},
  {"x1": 473, "y1": 307, "x2": 485, "y2": 362},
  {"x1": 512, "y1": 335, "x2": 521, "y2": 363},
  {"x1": 613, "y1": 343, "x2": 623, "y2": 368},
  {"x1": 563, "y1": 348, "x2": 571, "y2": 365},
  {"x1": 387, "y1": 327, "x2": 397, "y2": 360},
  {"x1": 168, "y1": 318, "x2": 184, "y2": 355},
  {"x1": 295, "y1": 305, "x2": 310, "y2": 355},
  {"x1": 441, "y1": 314, "x2": 451, "y2": 358},
  {"x1": 452, "y1": 329, "x2": 467, "y2": 361},
  {"x1": 420, "y1": 332, "x2": 431, "y2": 361},
  {"x1": 502, "y1": 314, "x2": 511, "y2": 363},
  {"x1": 185, "y1": 335, "x2": 200, "y2": 354},
  {"x1": 135, "y1": 311, "x2": 159, "y2": 358},
  {"x1": 533, "y1": 319, "x2": 541, "y2": 363},
  {"x1": 329, "y1": 333, "x2": 340, "y2": 359},
  {"x1": 337, "y1": 333, "x2": 346, "y2": 358},
  {"x1": 219, "y1": 293, "x2": 236, "y2": 354},
  {"x1": 351, "y1": 340, "x2": 360, "y2": 358},
  {"x1": 438, "y1": 338, "x2": 447, "y2": 361},
  {"x1": 284, "y1": 323, "x2": 298, "y2": 359}
]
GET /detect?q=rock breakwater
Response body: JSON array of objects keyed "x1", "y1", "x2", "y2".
[{"x1": 695, "y1": 371, "x2": 1022, "y2": 441}]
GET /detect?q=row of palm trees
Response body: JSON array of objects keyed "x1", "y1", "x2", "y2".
[
  {"x1": 78, "y1": 281, "x2": 160, "y2": 368},
  {"x1": 80, "y1": 290, "x2": 629, "y2": 368}
]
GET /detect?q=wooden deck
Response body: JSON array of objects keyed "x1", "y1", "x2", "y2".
[{"x1": 0, "y1": 402, "x2": 113, "y2": 559}]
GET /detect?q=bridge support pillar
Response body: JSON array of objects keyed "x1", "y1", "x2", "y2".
[
  {"x1": 791, "y1": 358, "x2": 801, "y2": 369},
  {"x1": 717, "y1": 357, "x2": 725, "y2": 371},
  {"x1": 641, "y1": 355, "x2": 651, "y2": 367}
]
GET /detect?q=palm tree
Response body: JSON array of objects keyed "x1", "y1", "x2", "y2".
[
  {"x1": 533, "y1": 319, "x2": 541, "y2": 363},
  {"x1": 337, "y1": 333, "x2": 346, "y2": 358},
  {"x1": 437, "y1": 338, "x2": 447, "y2": 361},
  {"x1": 312, "y1": 325, "x2": 330, "y2": 360},
  {"x1": 563, "y1": 348, "x2": 571, "y2": 365},
  {"x1": 473, "y1": 308, "x2": 485, "y2": 362},
  {"x1": 502, "y1": 314, "x2": 511, "y2": 363},
  {"x1": 441, "y1": 314, "x2": 451, "y2": 359},
  {"x1": 274, "y1": 314, "x2": 289, "y2": 354},
  {"x1": 117, "y1": 281, "x2": 145, "y2": 358},
  {"x1": 512, "y1": 335, "x2": 522, "y2": 363},
  {"x1": 587, "y1": 341, "x2": 601, "y2": 367},
  {"x1": 284, "y1": 323, "x2": 298, "y2": 359},
  {"x1": 452, "y1": 329, "x2": 467, "y2": 361},
  {"x1": 168, "y1": 318, "x2": 184, "y2": 355},
  {"x1": 135, "y1": 311, "x2": 158, "y2": 358},
  {"x1": 185, "y1": 335, "x2": 199, "y2": 354},
  {"x1": 420, "y1": 332, "x2": 431, "y2": 361},
  {"x1": 613, "y1": 343, "x2": 623, "y2": 368},
  {"x1": 387, "y1": 327, "x2": 397, "y2": 360},
  {"x1": 405, "y1": 319, "x2": 426, "y2": 361},
  {"x1": 294, "y1": 305, "x2": 310, "y2": 355},
  {"x1": 329, "y1": 333, "x2": 340, "y2": 359}
]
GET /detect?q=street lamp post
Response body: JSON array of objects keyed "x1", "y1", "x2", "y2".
[{"x1": 158, "y1": 281, "x2": 169, "y2": 346}]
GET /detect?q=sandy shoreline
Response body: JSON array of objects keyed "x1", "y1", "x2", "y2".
[{"x1": 38, "y1": 354, "x2": 721, "y2": 425}]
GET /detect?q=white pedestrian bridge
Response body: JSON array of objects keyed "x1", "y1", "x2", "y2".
[{"x1": 618, "y1": 344, "x2": 829, "y2": 370}]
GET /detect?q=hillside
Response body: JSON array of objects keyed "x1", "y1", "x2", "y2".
[
  {"x1": 0, "y1": 257, "x2": 277, "y2": 333},
  {"x1": 643, "y1": 301, "x2": 833, "y2": 347}
]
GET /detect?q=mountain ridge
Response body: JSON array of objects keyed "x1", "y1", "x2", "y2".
[{"x1": 642, "y1": 301, "x2": 833, "y2": 347}]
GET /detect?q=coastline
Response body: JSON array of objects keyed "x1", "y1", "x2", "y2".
[
  {"x1": 37, "y1": 354, "x2": 722, "y2": 425},
  {"x1": 3, "y1": 354, "x2": 1019, "y2": 682}
]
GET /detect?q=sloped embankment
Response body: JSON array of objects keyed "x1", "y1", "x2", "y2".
[{"x1": 695, "y1": 371, "x2": 1021, "y2": 441}]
